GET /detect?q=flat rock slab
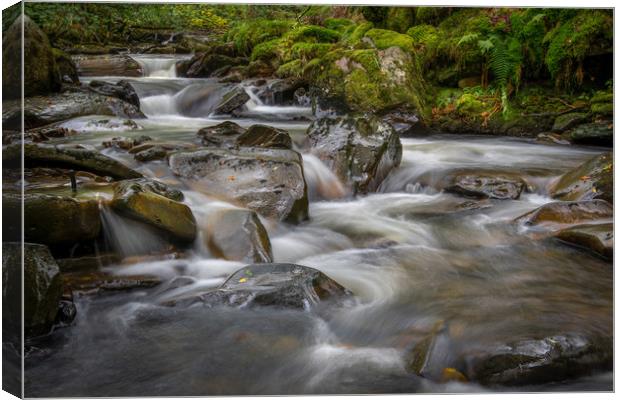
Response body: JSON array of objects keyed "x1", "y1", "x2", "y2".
[
  {"x1": 515, "y1": 200, "x2": 612, "y2": 229},
  {"x1": 169, "y1": 147, "x2": 308, "y2": 223},
  {"x1": 445, "y1": 173, "x2": 526, "y2": 200},
  {"x1": 555, "y1": 223, "x2": 613, "y2": 259},
  {"x1": 63, "y1": 271, "x2": 162, "y2": 294}
]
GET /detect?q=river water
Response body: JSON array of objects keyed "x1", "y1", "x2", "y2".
[{"x1": 24, "y1": 55, "x2": 613, "y2": 396}]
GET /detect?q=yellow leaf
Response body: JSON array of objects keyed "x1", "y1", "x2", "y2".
[{"x1": 239, "y1": 277, "x2": 247, "y2": 283}]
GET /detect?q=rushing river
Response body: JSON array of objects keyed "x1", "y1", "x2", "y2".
[{"x1": 24, "y1": 55, "x2": 613, "y2": 396}]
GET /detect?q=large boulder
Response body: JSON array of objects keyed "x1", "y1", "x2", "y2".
[
  {"x1": 3, "y1": 90, "x2": 145, "y2": 130},
  {"x1": 52, "y1": 48, "x2": 79, "y2": 84},
  {"x1": 254, "y1": 78, "x2": 307, "y2": 105},
  {"x1": 3, "y1": 143, "x2": 142, "y2": 180},
  {"x1": 212, "y1": 86, "x2": 250, "y2": 115},
  {"x1": 169, "y1": 147, "x2": 308, "y2": 223},
  {"x1": 445, "y1": 172, "x2": 526, "y2": 200},
  {"x1": 555, "y1": 223, "x2": 613, "y2": 259},
  {"x1": 182, "y1": 53, "x2": 247, "y2": 78},
  {"x1": 515, "y1": 200, "x2": 612, "y2": 228},
  {"x1": 569, "y1": 123, "x2": 613, "y2": 147},
  {"x1": 551, "y1": 112, "x2": 589, "y2": 133},
  {"x1": 71, "y1": 54, "x2": 143, "y2": 77},
  {"x1": 3, "y1": 15, "x2": 60, "y2": 99},
  {"x1": 307, "y1": 116, "x2": 402, "y2": 194},
  {"x1": 88, "y1": 80, "x2": 140, "y2": 108},
  {"x1": 3, "y1": 192, "x2": 101, "y2": 245},
  {"x1": 164, "y1": 263, "x2": 351, "y2": 309},
  {"x1": 197, "y1": 121, "x2": 247, "y2": 147},
  {"x1": 197, "y1": 121, "x2": 292, "y2": 149},
  {"x1": 110, "y1": 178, "x2": 196, "y2": 243},
  {"x1": 550, "y1": 153, "x2": 612, "y2": 203},
  {"x1": 3, "y1": 243, "x2": 64, "y2": 336},
  {"x1": 204, "y1": 208, "x2": 273, "y2": 263}
]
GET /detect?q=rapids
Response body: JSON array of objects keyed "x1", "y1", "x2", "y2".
[{"x1": 24, "y1": 56, "x2": 612, "y2": 396}]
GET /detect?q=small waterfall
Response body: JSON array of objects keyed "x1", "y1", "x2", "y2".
[
  {"x1": 99, "y1": 204, "x2": 169, "y2": 258},
  {"x1": 240, "y1": 84, "x2": 312, "y2": 119},
  {"x1": 302, "y1": 153, "x2": 347, "y2": 200},
  {"x1": 129, "y1": 54, "x2": 190, "y2": 78}
]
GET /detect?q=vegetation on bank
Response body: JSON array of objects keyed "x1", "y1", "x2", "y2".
[{"x1": 11, "y1": 4, "x2": 614, "y2": 130}]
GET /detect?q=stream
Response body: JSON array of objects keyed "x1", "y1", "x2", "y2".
[{"x1": 24, "y1": 55, "x2": 613, "y2": 396}]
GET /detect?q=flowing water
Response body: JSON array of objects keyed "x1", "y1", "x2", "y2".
[{"x1": 24, "y1": 56, "x2": 613, "y2": 396}]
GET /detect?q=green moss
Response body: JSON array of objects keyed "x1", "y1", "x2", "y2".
[
  {"x1": 415, "y1": 7, "x2": 454, "y2": 26},
  {"x1": 286, "y1": 25, "x2": 341, "y2": 43},
  {"x1": 250, "y1": 38, "x2": 284, "y2": 61},
  {"x1": 226, "y1": 19, "x2": 292, "y2": 55},
  {"x1": 342, "y1": 21, "x2": 374, "y2": 46},
  {"x1": 591, "y1": 91, "x2": 613, "y2": 104},
  {"x1": 290, "y1": 42, "x2": 332, "y2": 63},
  {"x1": 385, "y1": 7, "x2": 415, "y2": 33},
  {"x1": 275, "y1": 59, "x2": 303, "y2": 79},
  {"x1": 344, "y1": 69, "x2": 384, "y2": 111},
  {"x1": 349, "y1": 49, "x2": 381, "y2": 75},
  {"x1": 456, "y1": 93, "x2": 488, "y2": 115},
  {"x1": 323, "y1": 18, "x2": 355, "y2": 32},
  {"x1": 407, "y1": 24, "x2": 439, "y2": 45},
  {"x1": 591, "y1": 103, "x2": 613, "y2": 116},
  {"x1": 364, "y1": 28, "x2": 415, "y2": 52}
]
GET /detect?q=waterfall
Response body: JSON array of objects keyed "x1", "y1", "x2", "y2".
[
  {"x1": 302, "y1": 153, "x2": 347, "y2": 200},
  {"x1": 129, "y1": 54, "x2": 191, "y2": 78}
]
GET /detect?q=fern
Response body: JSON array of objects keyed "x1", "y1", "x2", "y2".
[{"x1": 487, "y1": 35, "x2": 523, "y2": 114}]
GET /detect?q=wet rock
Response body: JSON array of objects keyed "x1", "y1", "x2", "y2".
[
  {"x1": 3, "y1": 192, "x2": 101, "y2": 245},
  {"x1": 378, "y1": 104, "x2": 423, "y2": 136},
  {"x1": 445, "y1": 173, "x2": 526, "y2": 200},
  {"x1": 515, "y1": 200, "x2": 612, "y2": 228},
  {"x1": 406, "y1": 322, "x2": 462, "y2": 382},
  {"x1": 134, "y1": 146, "x2": 168, "y2": 162},
  {"x1": 52, "y1": 48, "x2": 79, "y2": 85},
  {"x1": 550, "y1": 152, "x2": 612, "y2": 203},
  {"x1": 536, "y1": 132, "x2": 570, "y2": 145},
  {"x1": 237, "y1": 125, "x2": 292, "y2": 149},
  {"x1": 3, "y1": 143, "x2": 142, "y2": 180},
  {"x1": 555, "y1": 223, "x2": 613, "y2": 259},
  {"x1": 307, "y1": 116, "x2": 402, "y2": 194},
  {"x1": 183, "y1": 53, "x2": 247, "y2": 78},
  {"x1": 102, "y1": 135, "x2": 151, "y2": 150},
  {"x1": 128, "y1": 141, "x2": 197, "y2": 155},
  {"x1": 88, "y1": 79, "x2": 140, "y2": 108},
  {"x1": 110, "y1": 178, "x2": 196, "y2": 243},
  {"x1": 246, "y1": 60, "x2": 275, "y2": 78},
  {"x1": 551, "y1": 112, "x2": 589, "y2": 133},
  {"x1": 465, "y1": 334, "x2": 612, "y2": 385},
  {"x1": 63, "y1": 271, "x2": 161, "y2": 294},
  {"x1": 255, "y1": 78, "x2": 307, "y2": 105},
  {"x1": 213, "y1": 86, "x2": 250, "y2": 115},
  {"x1": 205, "y1": 208, "x2": 273, "y2": 263},
  {"x1": 56, "y1": 253, "x2": 120, "y2": 273},
  {"x1": 20, "y1": 125, "x2": 78, "y2": 143},
  {"x1": 197, "y1": 121, "x2": 247, "y2": 147},
  {"x1": 3, "y1": 15, "x2": 61, "y2": 99},
  {"x1": 56, "y1": 297, "x2": 77, "y2": 327},
  {"x1": 72, "y1": 54, "x2": 142, "y2": 77},
  {"x1": 569, "y1": 123, "x2": 613, "y2": 146},
  {"x1": 169, "y1": 147, "x2": 308, "y2": 223},
  {"x1": 3, "y1": 243, "x2": 63, "y2": 336},
  {"x1": 3, "y1": 90, "x2": 145, "y2": 130},
  {"x1": 165, "y1": 263, "x2": 351, "y2": 309}
]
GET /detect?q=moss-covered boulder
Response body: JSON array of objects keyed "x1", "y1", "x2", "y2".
[
  {"x1": 3, "y1": 15, "x2": 61, "y2": 99},
  {"x1": 306, "y1": 116, "x2": 402, "y2": 194},
  {"x1": 204, "y1": 208, "x2": 273, "y2": 263},
  {"x1": 550, "y1": 153, "x2": 612, "y2": 203},
  {"x1": 110, "y1": 178, "x2": 196, "y2": 243},
  {"x1": 569, "y1": 123, "x2": 613, "y2": 146},
  {"x1": 169, "y1": 147, "x2": 308, "y2": 223},
  {"x1": 52, "y1": 48, "x2": 79, "y2": 84},
  {"x1": 3, "y1": 143, "x2": 142, "y2": 180},
  {"x1": 3, "y1": 90, "x2": 145, "y2": 130},
  {"x1": 551, "y1": 112, "x2": 589, "y2": 133},
  {"x1": 3, "y1": 192, "x2": 101, "y2": 245},
  {"x1": 3, "y1": 243, "x2": 64, "y2": 337},
  {"x1": 555, "y1": 223, "x2": 613, "y2": 259}
]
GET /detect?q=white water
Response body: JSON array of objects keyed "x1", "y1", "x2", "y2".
[{"x1": 129, "y1": 54, "x2": 191, "y2": 78}]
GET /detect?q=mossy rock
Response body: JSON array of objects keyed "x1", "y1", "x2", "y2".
[
  {"x1": 363, "y1": 28, "x2": 416, "y2": 52},
  {"x1": 342, "y1": 22, "x2": 374, "y2": 46},
  {"x1": 551, "y1": 152, "x2": 613, "y2": 203},
  {"x1": 455, "y1": 93, "x2": 487, "y2": 116},
  {"x1": 590, "y1": 102, "x2": 613, "y2": 116},
  {"x1": 52, "y1": 48, "x2": 79, "y2": 84},
  {"x1": 111, "y1": 179, "x2": 196, "y2": 243},
  {"x1": 3, "y1": 243, "x2": 64, "y2": 337},
  {"x1": 323, "y1": 18, "x2": 355, "y2": 32},
  {"x1": 552, "y1": 112, "x2": 589, "y2": 133},
  {"x1": 276, "y1": 59, "x2": 304, "y2": 79},
  {"x1": 590, "y1": 92, "x2": 613, "y2": 104},
  {"x1": 569, "y1": 123, "x2": 613, "y2": 146},
  {"x1": 385, "y1": 7, "x2": 416, "y2": 33}
]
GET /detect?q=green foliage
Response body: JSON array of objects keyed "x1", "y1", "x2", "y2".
[
  {"x1": 342, "y1": 22, "x2": 374, "y2": 46},
  {"x1": 323, "y1": 18, "x2": 355, "y2": 32},
  {"x1": 415, "y1": 7, "x2": 454, "y2": 26},
  {"x1": 385, "y1": 7, "x2": 415, "y2": 33},
  {"x1": 291, "y1": 42, "x2": 333, "y2": 63},
  {"x1": 360, "y1": 6, "x2": 389, "y2": 26},
  {"x1": 364, "y1": 29, "x2": 415, "y2": 52},
  {"x1": 227, "y1": 19, "x2": 293, "y2": 55},
  {"x1": 275, "y1": 59, "x2": 304, "y2": 79},
  {"x1": 286, "y1": 25, "x2": 341, "y2": 43}
]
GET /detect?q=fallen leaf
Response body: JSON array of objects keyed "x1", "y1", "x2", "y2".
[{"x1": 238, "y1": 277, "x2": 247, "y2": 283}]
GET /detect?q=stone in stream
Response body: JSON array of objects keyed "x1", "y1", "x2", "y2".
[
  {"x1": 197, "y1": 121, "x2": 247, "y2": 147},
  {"x1": 134, "y1": 146, "x2": 168, "y2": 162},
  {"x1": 515, "y1": 200, "x2": 612, "y2": 228},
  {"x1": 444, "y1": 173, "x2": 526, "y2": 200},
  {"x1": 204, "y1": 208, "x2": 273, "y2": 263},
  {"x1": 3, "y1": 192, "x2": 101, "y2": 245},
  {"x1": 551, "y1": 112, "x2": 589, "y2": 133},
  {"x1": 212, "y1": 86, "x2": 250, "y2": 115},
  {"x1": 88, "y1": 79, "x2": 141, "y2": 108},
  {"x1": 569, "y1": 122, "x2": 613, "y2": 147},
  {"x1": 3, "y1": 15, "x2": 61, "y2": 99},
  {"x1": 3, "y1": 90, "x2": 145, "y2": 130},
  {"x1": 554, "y1": 223, "x2": 613, "y2": 259},
  {"x1": 71, "y1": 54, "x2": 143, "y2": 77},
  {"x1": 307, "y1": 116, "x2": 403, "y2": 194},
  {"x1": 63, "y1": 271, "x2": 162, "y2": 295},
  {"x1": 378, "y1": 104, "x2": 425, "y2": 136},
  {"x1": 169, "y1": 147, "x2": 308, "y2": 223},
  {"x1": 254, "y1": 78, "x2": 307, "y2": 105},
  {"x1": 197, "y1": 121, "x2": 292, "y2": 149},
  {"x1": 163, "y1": 263, "x2": 351, "y2": 309},
  {"x1": 463, "y1": 334, "x2": 613, "y2": 386},
  {"x1": 406, "y1": 322, "x2": 465, "y2": 382},
  {"x1": 102, "y1": 135, "x2": 152, "y2": 150},
  {"x1": 181, "y1": 53, "x2": 247, "y2": 78},
  {"x1": 550, "y1": 152, "x2": 613, "y2": 203},
  {"x1": 3, "y1": 143, "x2": 142, "y2": 180},
  {"x1": 110, "y1": 178, "x2": 196, "y2": 243},
  {"x1": 3, "y1": 243, "x2": 64, "y2": 337}
]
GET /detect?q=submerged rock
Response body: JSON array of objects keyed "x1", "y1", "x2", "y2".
[
  {"x1": 164, "y1": 263, "x2": 351, "y2": 309},
  {"x1": 445, "y1": 173, "x2": 526, "y2": 200},
  {"x1": 3, "y1": 143, "x2": 142, "y2": 180},
  {"x1": 169, "y1": 147, "x2": 308, "y2": 223},
  {"x1": 3, "y1": 90, "x2": 145, "y2": 130},
  {"x1": 3, "y1": 192, "x2": 101, "y2": 245},
  {"x1": 212, "y1": 86, "x2": 250, "y2": 115},
  {"x1": 515, "y1": 200, "x2": 612, "y2": 228},
  {"x1": 465, "y1": 334, "x2": 612, "y2": 386},
  {"x1": 550, "y1": 153, "x2": 612, "y2": 203},
  {"x1": 110, "y1": 178, "x2": 196, "y2": 243},
  {"x1": 204, "y1": 208, "x2": 273, "y2": 263},
  {"x1": 3, "y1": 243, "x2": 64, "y2": 336},
  {"x1": 555, "y1": 223, "x2": 613, "y2": 259},
  {"x1": 307, "y1": 116, "x2": 402, "y2": 194},
  {"x1": 3, "y1": 15, "x2": 61, "y2": 99}
]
